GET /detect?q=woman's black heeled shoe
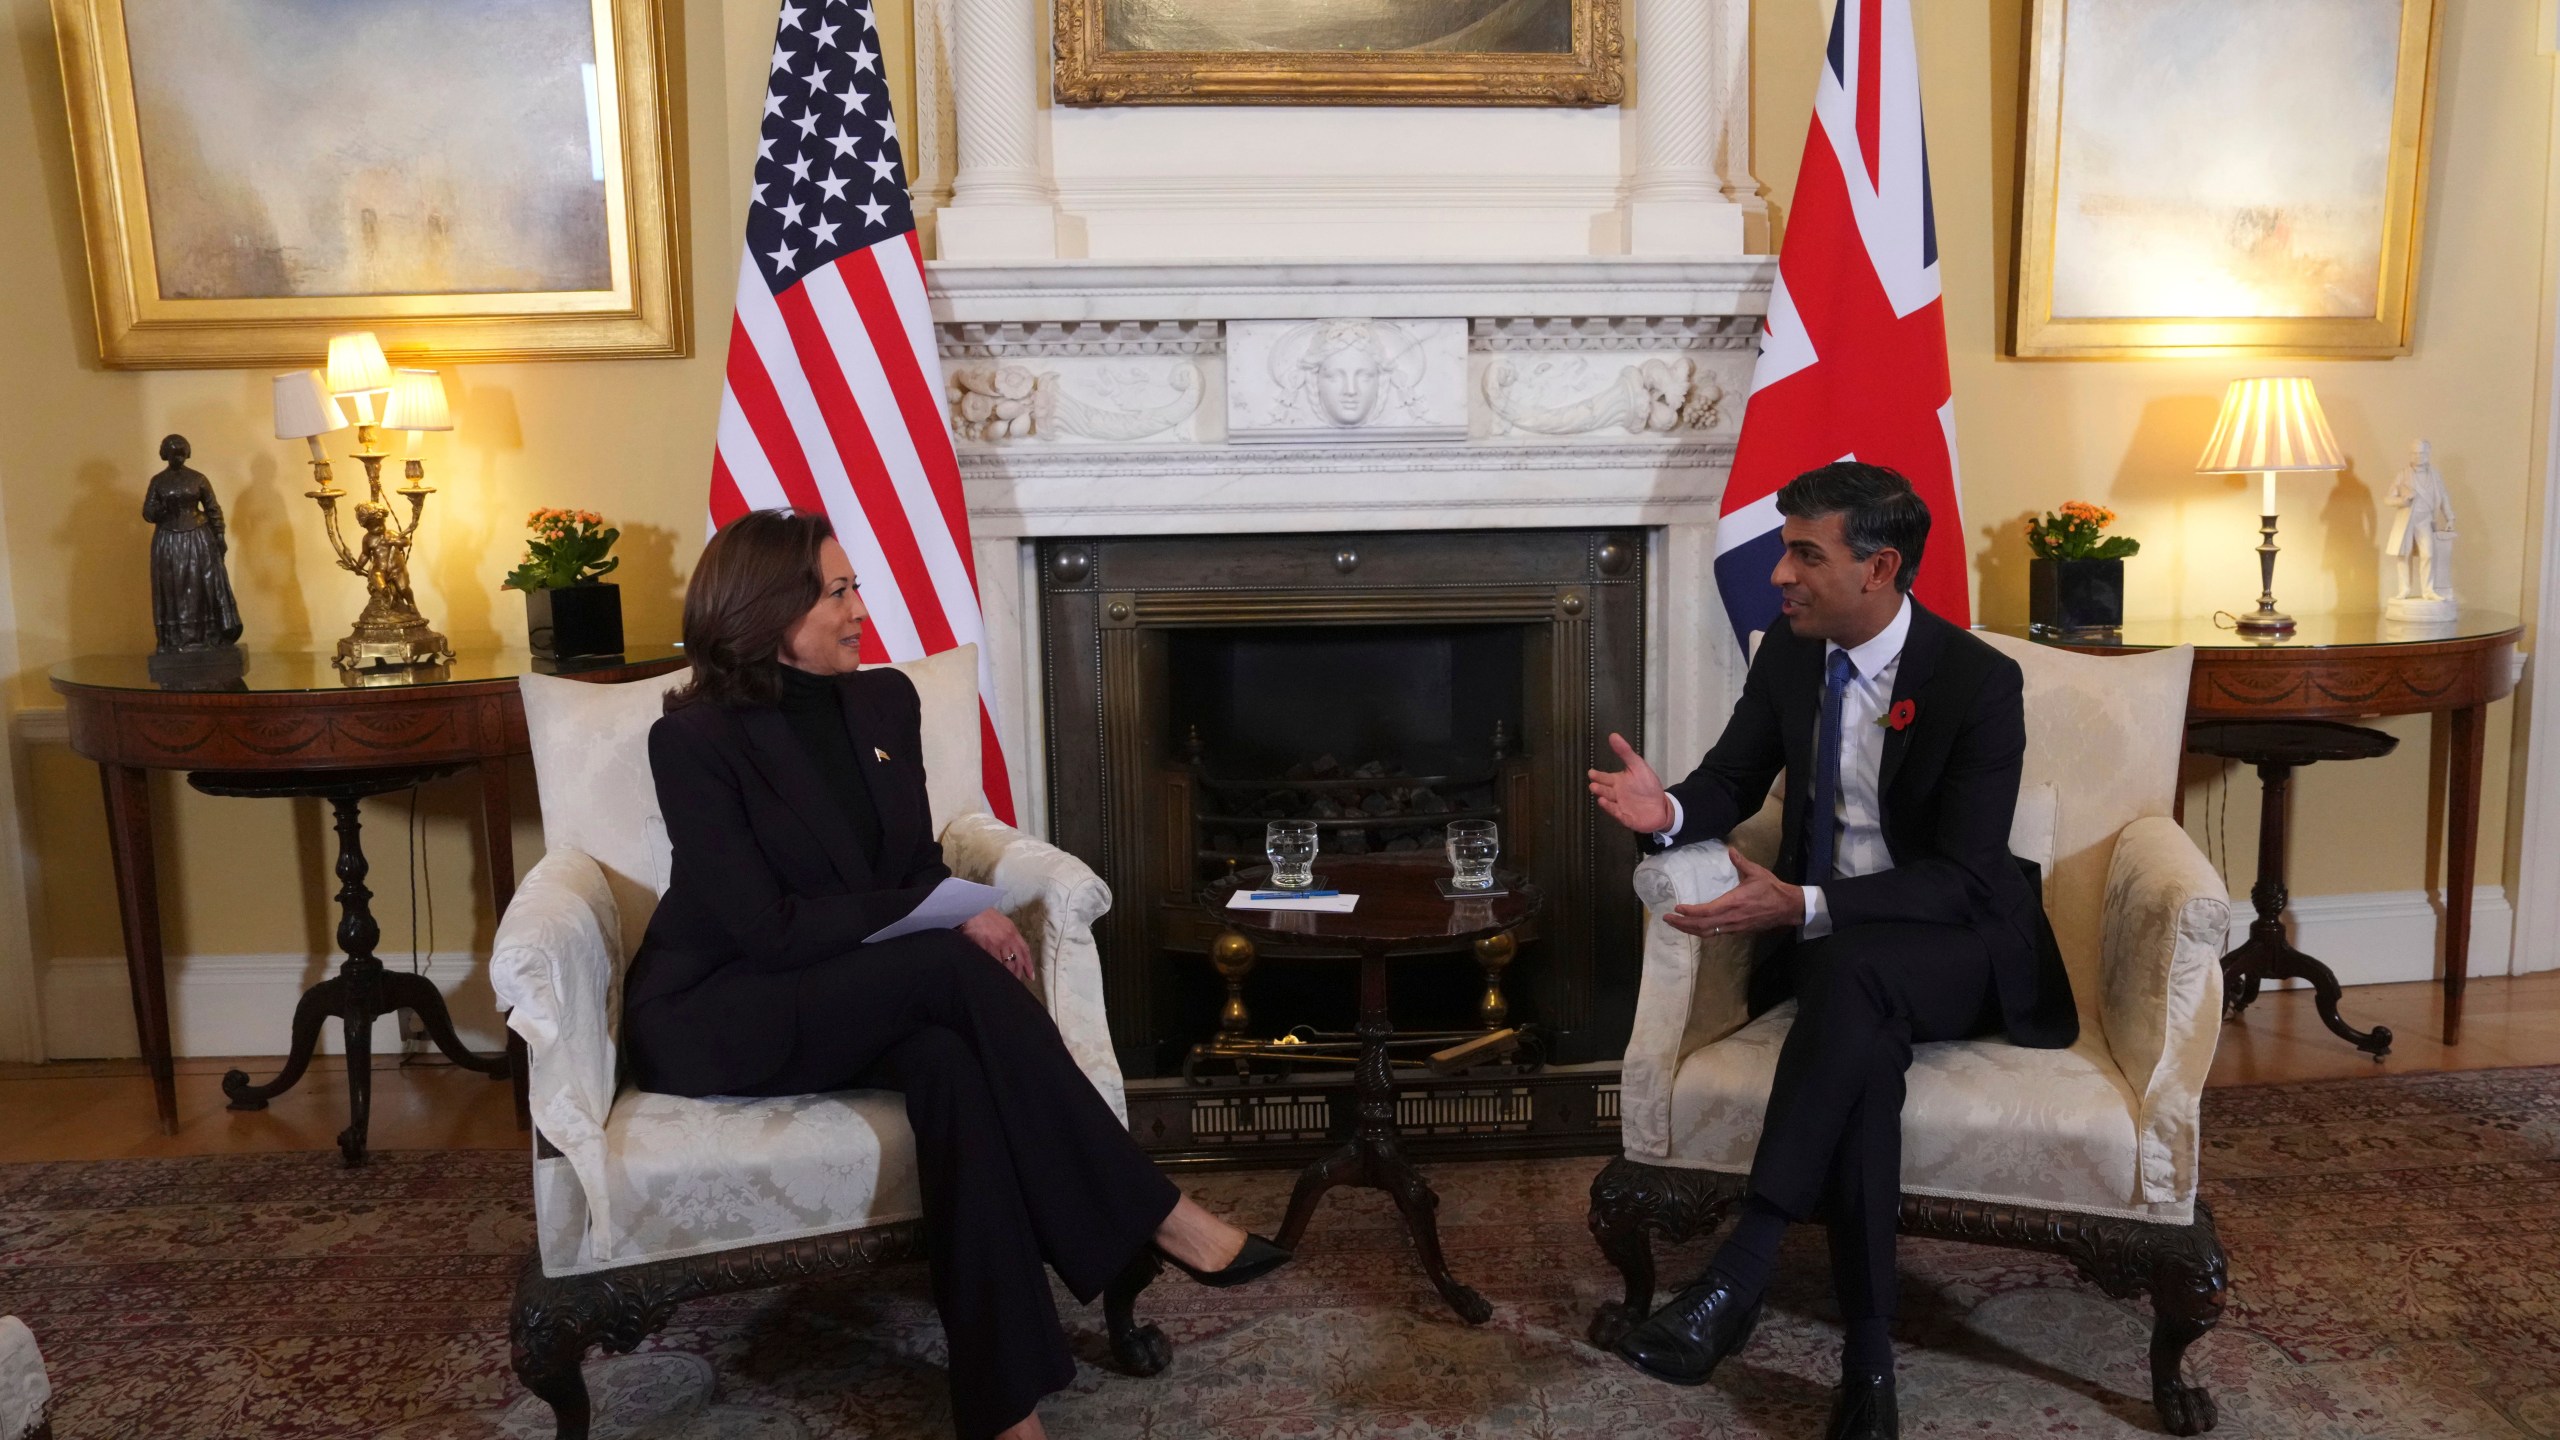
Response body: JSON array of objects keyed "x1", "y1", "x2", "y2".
[{"x1": 1157, "y1": 1233, "x2": 1292, "y2": 1288}]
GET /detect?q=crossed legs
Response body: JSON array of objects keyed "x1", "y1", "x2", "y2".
[
  {"x1": 1620, "y1": 923, "x2": 1999, "y2": 1407},
  {"x1": 1747, "y1": 926, "x2": 1998, "y2": 1322},
  {"x1": 774, "y1": 932, "x2": 1195, "y2": 1440}
]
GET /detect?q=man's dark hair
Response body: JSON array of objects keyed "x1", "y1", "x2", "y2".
[{"x1": 1774, "y1": 460, "x2": 1930, "y2": 594}]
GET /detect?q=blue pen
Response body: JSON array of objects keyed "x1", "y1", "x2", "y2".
[{"x1": 1247, "y1": 889, "x2": 1341, "y2": 899}]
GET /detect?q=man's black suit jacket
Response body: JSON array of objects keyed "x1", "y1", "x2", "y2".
[
  {"x1": 1659, "y1": 601, "x2": 2077, "y2": 1049},
  {"x1": 625, "y1": 666, "x2": 954, "y2": 1096}
]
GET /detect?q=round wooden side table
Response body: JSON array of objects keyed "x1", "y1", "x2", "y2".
[
  {"x1": 49, "y1": 646, "x2": 686, "y2": 1147},
  {"x1": 1204, "y1": 856, "x2": 1542, "y2": 1324}
]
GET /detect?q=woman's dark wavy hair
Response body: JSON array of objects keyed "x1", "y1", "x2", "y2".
[{"x1": 664, "y1": 509, "x2": 835, "y2": 712}]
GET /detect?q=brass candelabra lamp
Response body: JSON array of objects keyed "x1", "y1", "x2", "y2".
[{"x1": 272, "y1": 333, "x2": 456, "y2": 671}]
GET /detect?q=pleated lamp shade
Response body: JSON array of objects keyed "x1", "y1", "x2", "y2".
[
  {"x1": 323, "y1": 331, "x2": 394, "y2": 398},
  {"x1": 382, "y1": 369, "x2": 453, "y2": 432},
  {"x1": 2195, "y1": 377, "x2": 2346, "y2": 474},
  {"x1": 272, "y1": 368, "x2": 347, "y2": 440}
]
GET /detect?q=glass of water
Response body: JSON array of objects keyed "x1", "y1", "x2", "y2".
[
  {"x1": 1446, "y1": 819, "x2": 1499, "y2": 891},
  {"x1": 1265, "y1": 820, "x2": 1319, "y2": 889}
]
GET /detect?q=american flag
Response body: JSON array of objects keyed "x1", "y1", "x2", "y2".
[
  {"x1": 710, "y1": 0, "x2": 1016, "y2": 823},
  {"x1": 1713, "y1": 0, "x2": 1968, "y2": 649}
]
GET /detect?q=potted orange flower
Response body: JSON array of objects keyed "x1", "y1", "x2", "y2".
[
  {"x1": 503, "y1": 508, "x2": 623, "y2": 659},
  {"x1": 2026, "y1": 501, "x2": 2137, "y2": 636}
]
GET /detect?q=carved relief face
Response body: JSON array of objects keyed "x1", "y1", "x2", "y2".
[{"x1": 1316, "y1": 346, "x2": 1383, "y2": 426}]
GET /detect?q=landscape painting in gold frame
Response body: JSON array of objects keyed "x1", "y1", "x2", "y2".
[
  {"x1": 2011, "y1": 0, "x2": 2437, "y2": 359},
  {"x1": 1054, "y1": 0, "x2": 1624, "y2": 107},
  {"x1": 52, "y1": 0, "x2": 687, "y2": 369}
]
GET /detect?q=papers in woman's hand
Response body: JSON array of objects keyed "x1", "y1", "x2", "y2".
[
  {"x1": 867, "y1": 876, "x2": 1003, "y2": 943},
  {"x1": 1227, "y1": 891, "x2": 1359, "y2": 913}
]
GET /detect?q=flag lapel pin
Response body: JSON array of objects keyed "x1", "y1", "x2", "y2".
[{"x1": 874, "y1": 747, "x2": 892, "y2": 763}]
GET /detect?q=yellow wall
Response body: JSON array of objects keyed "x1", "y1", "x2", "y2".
[
  {"x1": 0, "y1": 0, "x2": 912, "y2": 999},
  {"x1": 0, "y1": 0, "x2": 2545, "y2": 1051},
  {"x1": 1754, "y1": 0, "x2": 2552, "y2": 911}
]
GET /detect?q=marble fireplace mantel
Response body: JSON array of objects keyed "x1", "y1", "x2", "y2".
[{"x1": 927, "y1": 256, "x2": 1777, "y2": 837}]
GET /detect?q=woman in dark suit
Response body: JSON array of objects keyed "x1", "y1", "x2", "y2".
[{"x1": 625, "y1": 509, "x2": 1287, "y2": 1440}]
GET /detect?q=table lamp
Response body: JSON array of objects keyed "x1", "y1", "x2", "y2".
[
  {"x1": 271, "y1": 369, "x2": 347, "y2": 487},
  {"x1": 271, "y1": 332, "x2": 455, "y2": 672},
  {"x1": 2195, "y1": 377, "x2": 2345, "y2": 638}
]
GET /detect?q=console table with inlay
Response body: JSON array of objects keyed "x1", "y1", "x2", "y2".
[
  {"x1": 2010, "y1": 613, "x2": 2521, "y2": 1048},
  {"x1": 50, "y1": 647, "x2": 686, "y2": 1151}
]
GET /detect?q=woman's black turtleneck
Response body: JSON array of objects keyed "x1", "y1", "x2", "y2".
[{"x1": 774, "y1": 662, "x2": 885, "y2": 863}]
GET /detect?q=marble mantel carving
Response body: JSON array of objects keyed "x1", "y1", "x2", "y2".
[{"x1": 925, "y1": 257, "x2": 1774, "y2": 839}]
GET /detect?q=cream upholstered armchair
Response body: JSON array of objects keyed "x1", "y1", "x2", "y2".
[
  {"x1": 491, "y1": 645, "x2": 1168, "y2": 1439},
  {"x1": 1588, "y1": 637, "x2": 2233, "y2": 1436}
]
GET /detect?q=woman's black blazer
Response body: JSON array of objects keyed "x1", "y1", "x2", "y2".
[{"x1": 625, "y1": 666, "x2": 952, "y2": 1096}]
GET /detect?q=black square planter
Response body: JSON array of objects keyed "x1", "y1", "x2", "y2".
[
  {"x1": 2028, "y1": 558, "x2": 2123, "y2": 636},
  {"x1": 525, "y1": 583, "x2": 624, "y2": 660}
]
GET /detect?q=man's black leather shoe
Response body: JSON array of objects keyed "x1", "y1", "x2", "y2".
[
  {"x1": 1824, "y1": 1369, "x2": 1898, "y2": 1439},
  {"x1": 1612, "y1": 1269, "x2": 1762, "y2": 1386}
]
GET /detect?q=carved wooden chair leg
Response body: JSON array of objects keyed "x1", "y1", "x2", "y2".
[
  {"x1": 1585, "y1": 1158, "x2": 1742, "y2": 1348},
  {"x1": 1103, "y1": 1249, "x2": 1173, "y2": 1376},
  {"x1": 2144, "y1": 1206, "x2": 2230, "y2": 1436},
  {"x1": 510, "y1": 1261, "x2": 607, "y2": 1440},
  {"x1": 1585, "y1": 1160, "x2": 1660, "y2": 1347}
]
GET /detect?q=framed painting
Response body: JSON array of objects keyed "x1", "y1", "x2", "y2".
[
  {"x1": 1054, "y1": 0, "x2": 1624, "y2": 107},
  {"x1": 52, "y1": 0, "x2": 687, "y2": 369},
  {"x1": 2012, "y1": 0, "x2": 2438, "y2": 358}
]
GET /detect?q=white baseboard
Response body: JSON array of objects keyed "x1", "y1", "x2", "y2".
[
  {"x1": 39, "y1": 951, "x2": 506, "y2": 1060},
  {"x1": 2229, "y1": 888, "x2": 2514, "y2": 988}
]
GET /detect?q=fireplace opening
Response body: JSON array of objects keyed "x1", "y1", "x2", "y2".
[
  {"x1": 1038, "y1": 528, "x2": 1646, "y2": 1087},
  {"x1": 1168, "y1": 624, "x2": 1525, "y2": 865},
  {"x1": 1163, "y1": 623, "x2": 1533, "y2": 1043}
]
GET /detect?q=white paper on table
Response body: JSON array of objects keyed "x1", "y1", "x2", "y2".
[
  {"x1": 866, "y1": 876, "x2": 1003, "y2": 943},
  {"x1": 1226, "y1": 891, "x2": 1360, "y2": 914}
]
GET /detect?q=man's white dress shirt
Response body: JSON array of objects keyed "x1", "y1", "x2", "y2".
[{"x1": 1658, "y1": 596, "x2": 1913, "y2": 938}]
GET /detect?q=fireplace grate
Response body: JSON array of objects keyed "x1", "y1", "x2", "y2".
[{"x1": 1186, "y1": 733, "x2": 1514, "y2": 866}]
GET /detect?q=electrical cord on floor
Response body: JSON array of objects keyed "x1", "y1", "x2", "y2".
[{"x1": 399, "y1": 784, "x2": 438, "y2": 1065}]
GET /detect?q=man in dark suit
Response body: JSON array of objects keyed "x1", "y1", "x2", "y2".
[{"x1": 1587, "y1": 461, "x2": 2074, "y2": 1440}]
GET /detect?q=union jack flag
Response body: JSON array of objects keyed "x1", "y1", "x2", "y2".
[
  {"x1": 710, "y1": 0, "x2": 1016, "y2": 823},
  {"x1": 1714, "y1": 0, "x2": 1967, "y2": 648}
]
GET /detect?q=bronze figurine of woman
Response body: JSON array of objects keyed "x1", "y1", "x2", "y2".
[{"x1": 143, "y1": 434, "x2": 243, "y2": 654}]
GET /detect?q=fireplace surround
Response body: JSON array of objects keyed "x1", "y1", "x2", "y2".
[{"x1": 928, "y1": 256, "x2": 1775, "y2": 1158}]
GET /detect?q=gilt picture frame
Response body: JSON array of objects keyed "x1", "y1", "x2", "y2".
[
  {"x1": 2011, "y1": 0, "x2": 2438, "y2": 359},
  {"x1": 51, "y1": 0, "x2": 688, "y2": 369},
  {"x1": 1053, "y1": 0, "x2": 1624, "y2": 107}
]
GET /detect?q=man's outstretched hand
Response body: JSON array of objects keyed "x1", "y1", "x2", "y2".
[
  {"x1": 1664, "y1": 850, "x2": 1804, "y2": 939},
  {"x1": 1588, "y1": 732, "x2": 1676, "y2": 835}
]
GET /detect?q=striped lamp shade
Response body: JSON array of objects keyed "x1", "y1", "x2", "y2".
[{"x1": 2195, "y1": 377, "x2": 2346, "y2": 473}]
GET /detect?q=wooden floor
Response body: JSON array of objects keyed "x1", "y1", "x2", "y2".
[{"x1": 1, "y1": 975, "x2": 2555, "y2": 1164}]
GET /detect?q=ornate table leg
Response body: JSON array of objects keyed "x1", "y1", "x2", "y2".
[
  {"x1": 216, "y1": 774, "x2": 508, "y2": 1164},
  {"x1": 1473, "y1": 929, "x2": 1516, "y2": 1030},
  {"x1": 1211, "y1": 928, "x2": 1257, "y2": 1036},
  {"x1": 2441, "y1": 703, "x2": 2486, "y2": 1044},
  {"x1": 97, "y1": 763, "x2": 178, "y2": 1134},
  {"x1": 2219, "y1": 758, "x2": 2390, "y2": 1059},
  {"x1": 1274, "y1": 944, "x2": 1491, "y2": 1325}
]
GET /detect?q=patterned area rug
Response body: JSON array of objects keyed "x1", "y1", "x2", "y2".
[{"x1": 2, "y1": 1067, "x2": 2555, "y2": 1439}]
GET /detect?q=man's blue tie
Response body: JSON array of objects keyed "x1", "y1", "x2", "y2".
[{"x1": 1806, "y1": 648, "x2": 1855, "y2": 885}]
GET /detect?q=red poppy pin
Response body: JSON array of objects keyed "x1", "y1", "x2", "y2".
[{"x1": 1884, "y1": 699, "x2": 1918, "y2": 732}]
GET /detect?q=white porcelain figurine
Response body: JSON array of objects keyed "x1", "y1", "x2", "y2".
[{"x1": 2383, "y1": 439, "x2": 2456, "y2": 623}]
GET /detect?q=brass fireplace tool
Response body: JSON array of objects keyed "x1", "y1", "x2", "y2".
[{"x1": 272, "y1": 333, "x2": 455, "y2": 672}]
